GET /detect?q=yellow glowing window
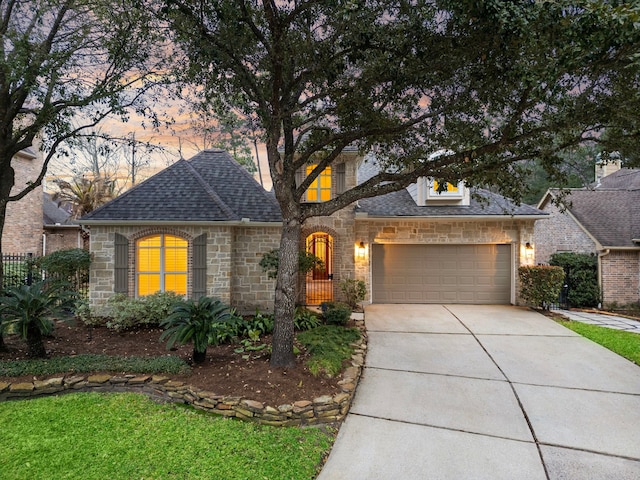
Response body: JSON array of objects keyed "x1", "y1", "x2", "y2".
[
  {"x1": 136, "y1": 234, "x2": 188, "y2": 297},
  {"x1": 432, "y1": 180, "x2": 459, "y2": 193},
  {"x1": 305, "y1": 165, "x2": 332, "y2": 202},
  {"x1": 429, "y1": 179, "x2": 463, "y2": 198}
]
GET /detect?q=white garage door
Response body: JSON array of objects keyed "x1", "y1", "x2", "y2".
[{"x1": 372, "y1": 244, "x2": 511, "y2": 304}]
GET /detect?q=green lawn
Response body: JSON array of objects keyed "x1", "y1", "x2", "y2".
[
  {"x1": 0, "y1": 392, "x2": 333, "y2": 480},
  {"x1": 555, "y1": 319, "x2": 640, "y2": 365}
]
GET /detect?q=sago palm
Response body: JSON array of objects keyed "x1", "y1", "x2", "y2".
[
  {"x1": 160, "y1": 297, "x2": 235, "y2": 364},
  {"x1": 0, "y1": 281, "x2": 75, "y2": 358}
]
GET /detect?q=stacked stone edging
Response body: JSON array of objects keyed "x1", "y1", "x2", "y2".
[{"x1": 0, "y1": 332, "x2": 366, "y2": 427}]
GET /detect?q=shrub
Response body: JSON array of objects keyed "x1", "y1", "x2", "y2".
[
  {"x1": 294, "y1": 307, "x2": 322, "y2": 331},
  {"x1": 0, "y1": 281, "x2": 76, "y2": 358},
  {"x1": 320, "y1": 301, "x2": 352, "y2": 325},
  {"x1": 549, "y1": 252, "x2": 600, "y2": 308},
  {"x1": 104, "y1": 291, "x2": 183, "y2": 331},
  {"x1": 37, "y1": 248, "x2": 90, "y2": 295},
  {"x1": 297, "y1": 325, "x2": 361, "y2": 377},
  {"x1": 160, "y1": 297, "x2": 237, "y2": 363},
  {"x1": 339, "y1": 278, "x2": 366, "y2": 310},
  {"x1": 259, "y1": 249, "x2": 324, "y2": 279},
  {"x1": 518, "y1": 265, "x2": 565, "y2": 310}
]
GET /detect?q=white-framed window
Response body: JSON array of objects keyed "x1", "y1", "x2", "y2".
[
  {"x1": 305, "y1": 164, "x2": 332, "y2": 202},
  {"x1": 427, "y1": 179, "x2": 464, "y2": 199},
  {"x1": 136, "y1": 234, "x2": 188, "y2": 296}
]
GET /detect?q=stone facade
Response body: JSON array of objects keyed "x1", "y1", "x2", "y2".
[
  {"x1": 601, "y1": 251, "x2": 640, "y2": 306},
  {"x1": 534, "y1": 201, "x2": 596, "y2": 264},
  {"x1": 89, "y1": 224, "x2": 281, "y2": 313},
  {"x1": 3, "y1": 150, "x2": 44, "y2": 254},
  {"x1": 355, "y1": 218, "x2": 537, "y2": 304}
]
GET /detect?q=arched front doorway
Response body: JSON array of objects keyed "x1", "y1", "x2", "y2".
[{"x1": 304, "y1": 232, "x2": 334, "y2": 305}]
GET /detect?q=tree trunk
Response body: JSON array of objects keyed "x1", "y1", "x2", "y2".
[
  {"x1": 192, "y1": 348, "x2": 206, "y2": 364},
  {"x1": 270, "y1": 220, "x2": 302, "y2": 368},
  {"x1": 26, "y1": 323, "x2": 47, "y2": 358},
  {"x1": 0, "y1": 160, "x2": 15, "y2": 293}
]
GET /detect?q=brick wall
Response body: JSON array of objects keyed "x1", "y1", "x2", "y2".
[
  {"x1": 601, "y1": 251, "x2": 640, "y2": 305},
  {"x1": 43, "y1": 228, "x2": 84, "y2": 255},
  {"x1": 3, "y1": 152, "x2": 44, "y2": 254},
  {"x1": 534, "y1": 201, "x2": 596, "y2": 264}
]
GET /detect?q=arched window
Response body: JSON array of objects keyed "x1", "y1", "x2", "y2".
[{"x1": 136, "y1": 234, "x2": 188, "y2": 296}]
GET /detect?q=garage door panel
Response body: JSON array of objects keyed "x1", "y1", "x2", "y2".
[{"x1": 372, "y1": 244, "x2": 511, "y2": 304}]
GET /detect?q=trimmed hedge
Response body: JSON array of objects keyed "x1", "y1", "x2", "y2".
[
  {"x1": 518, "y1": 265, "x2": 565, "y2": 310},
  {"x1": 550, "y1": 252, "x2": 600, "y2": 308}
]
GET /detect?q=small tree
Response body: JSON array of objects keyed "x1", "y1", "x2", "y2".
[
  {"x1": 0, "y1": 281, "x2": 76, "y2": 358},
  {"x1": 160, "y1": 297, "x2": 236, "y2": 364},
  {"x1": 339, "y1": 279, "x2": 367, "y2": 310},
  {"x1": 519, "y1": 266, "x2": 565, "y2": 310}
]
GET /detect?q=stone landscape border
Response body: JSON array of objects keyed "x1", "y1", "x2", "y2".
[{"x1": 0, "y1": 324, "x2": 367, "y2": 427}]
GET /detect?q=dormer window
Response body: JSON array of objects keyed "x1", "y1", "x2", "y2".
[{"x1": 428, "y1": 180, "x2": 464, "y2": 199}]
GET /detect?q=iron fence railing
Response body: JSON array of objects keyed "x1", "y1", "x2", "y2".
[{"x1": 2, "y1": 253, "x2": 89, "y2": 296}]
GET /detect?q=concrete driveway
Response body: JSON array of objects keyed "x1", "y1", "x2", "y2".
[{"x1": 317, "y1": 304, "x2": 640, "y2": 480}]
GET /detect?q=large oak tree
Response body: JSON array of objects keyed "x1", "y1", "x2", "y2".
[
  {"x1": 0, "y1": 0, "x2": 166, "y2": 289},
  {"x1": 161, "y1": 0, "x2": 640, "y2": 367}
]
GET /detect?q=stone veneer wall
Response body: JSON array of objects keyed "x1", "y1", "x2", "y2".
[
  {"x1": 355, "y1": 218, "x2": 537, "y2": 304},
  {"x1": 89, "y1": 225, "x2": 281, "y2": 313},
  {"x1": 0, "y1": 324, "x2": 367, "y2": 427},
  {"x1": 3, "y1": 152, "x2": 44, "y2": 254},
  {"x1": 533, "y1": 202, "x2": 597, "y2": 264},
  {"x1": 601, "y1": 251, "x2": 640, "y2": 305}
]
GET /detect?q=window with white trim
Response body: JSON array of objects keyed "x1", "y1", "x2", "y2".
[{"x1": 136, "y1": 234, "x2": 188, "y2": 296}]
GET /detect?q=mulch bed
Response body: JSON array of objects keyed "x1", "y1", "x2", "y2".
[{"x1": 0, "y1": 321, "x2": 343, "y2": 407}]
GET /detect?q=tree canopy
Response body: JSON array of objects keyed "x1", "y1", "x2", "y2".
[
  {"x1": 0, "y1": 0, "x2": 167, "y2": 288},
  {"x1": 161, "y1": 0, "x2": 640, "y2": 366}
]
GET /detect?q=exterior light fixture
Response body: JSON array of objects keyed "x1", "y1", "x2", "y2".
[{"x1": 356, "y1": 241, "x2": 366, "y2": 260}]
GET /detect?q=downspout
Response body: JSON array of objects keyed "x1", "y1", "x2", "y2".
[
  {"x1": 42, "y1": 233, "x2": 46, "y2": 256},
  {"x1": 597, "y1": 249, "x2": 610, "y2": 309}
]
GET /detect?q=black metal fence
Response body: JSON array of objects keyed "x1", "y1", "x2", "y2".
[{"x1": 2, "y1": 253, "x2": 89, "y2": 296}]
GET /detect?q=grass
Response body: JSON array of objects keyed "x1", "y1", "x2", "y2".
[
  {"x1": 555, "y1": 319, "x2": 640, "y2": 365},
  {"x1": 298, "y1": 325, "x2": 361, "y2": 377},
  {"x1": 0, "y1": 353, "x2": 191, "y2": 377},
  {"x1": 0, "y1": 392, "x2": 334, "y2": 480}
]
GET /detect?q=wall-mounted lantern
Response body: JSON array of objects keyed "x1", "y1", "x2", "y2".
[
  {"x1": 356, "y1": 241, "x2": 367, "y2": 260},
  {"x1": 524, "y1": 242, "x2": 535, "y2": 264}
]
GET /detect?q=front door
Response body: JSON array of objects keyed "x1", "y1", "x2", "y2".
[{"x1": 305, "y1": 233, "x2": 334, "y2": 304}]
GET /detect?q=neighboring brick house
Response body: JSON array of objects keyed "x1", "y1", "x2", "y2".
[
  {"x1": 2, "y1": 148, "x2": 45, "y2": 254},
  {"x1": 535, "y1": 166, "x2": 640, "y2": 306},
  {"x1": 43, "y1": 193, "x2": 86, "y2": 255},
  {"x1": 81, "y1": 149, "x2": 546, "y2": 313}
]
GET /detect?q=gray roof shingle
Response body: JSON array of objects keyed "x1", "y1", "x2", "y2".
[
  {"x1": 559, "y1": 189, "x2": 640, "y2": 247},
  {"x1": 595, "y1": 168, "x2": 640, "y2": 190},
  {"x1": 357, "y1": 188, "x2": 544, "y2": 217},
  {"x1": 81, "y1": 150, "x2": 282, "y2": 223}
]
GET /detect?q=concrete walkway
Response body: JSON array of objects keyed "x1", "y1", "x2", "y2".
[
  {"x1": 553, "y1": 308, "x2": 640, "y2": 333},
  {"x1": 318, "y1": 304, "x2": 640, "y2": 480}
]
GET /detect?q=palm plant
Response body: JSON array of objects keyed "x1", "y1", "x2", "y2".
[
  {"x1": 0, "y1": 281, "x2": 76, "y2": 358},
  {"x1": 53, "y1": 175, "x2": 116, "y2": 219},
  {"x1": 160, "y1": 297, "x2": 236, "y2": 364}
]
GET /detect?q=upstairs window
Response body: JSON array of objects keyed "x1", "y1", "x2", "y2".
[
  {"x1": 136, "y1": 234, "x2": 188, "y2": 296},
  {"x1": 428, "y1": 180, "x2": 464, "y2": 199},
  {"x1": 305, "y1": 165, "x2": 332, "y2": 202}
]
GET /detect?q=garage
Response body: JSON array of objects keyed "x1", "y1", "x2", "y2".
[{"x1": 371, "y1": 244, "x2": 512, "y2": 304}]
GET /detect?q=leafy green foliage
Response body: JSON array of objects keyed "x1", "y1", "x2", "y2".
[
  {"x1": 550, "y1": 252, "x2": 600, "y2": 308},
  {"x1": 556, "y1": 319, "x2": 640, "y2": 366},
  {"x1": 160, "y1": 297, "x2": 237, "y2": 363},
  {"x1": 518, "y1": 266, "x2": 565, "y2": 310},
  {"x1": 104, "y1": 292, "x2": 183, "y2": 331},
  {"x1": 0, "y1": 281, "x2": 76, "y2": 357},
  {"x1": 36, "y1": 248, "x2": 91, "y2": 295},
  {"x1": 339, "y1": 279, "x2": 367, "y2": 310},
  {"x1": 0, "y1": 393, "x2": 333, "y2": 479},
  {"x1": 320, "y1": 302, "x2": 352, "y2": 326},
  {"x1": 0, "y1": 354, "x2": 190, "y2": 377},
  {"x1": 259, "y1": 249, "x2": 324, "y2": 279},
  {"x1": 294, "y1": 307, "x2": 322, "y2": 331},
  {"x1": 298, "y1": 326, "x2": 361, "y2": 377}
]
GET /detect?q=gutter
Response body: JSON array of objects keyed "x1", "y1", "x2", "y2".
[
  {"x1": 79, "y1": 219, "x2": 283, "y2": 227},
  {"x1": 354, "y1": 213, "x2": 549, "y2": 221}
]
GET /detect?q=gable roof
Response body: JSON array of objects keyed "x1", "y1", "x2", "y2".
[
  {"x1": 594, "y1": 168, "x2": 640, "y2": 190},
  {"x1": 43, "y1": 193, "x2": 74, "y2": 225},
  {"x1": 541, "y1": 188, "x2": 640, "y2": 248},
  {"x1": 81, "y1": 150, "x2": 282, "y2": 224},
  {"x1": 356, "y1": 187, "x2": 545, "y2": 218}
]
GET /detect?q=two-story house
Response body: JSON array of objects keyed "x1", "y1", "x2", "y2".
[{"x1": 81, "y1": 149, "x2": 545, "y2": 313}]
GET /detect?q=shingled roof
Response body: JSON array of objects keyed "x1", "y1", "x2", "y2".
[
  {"x1": 356, "y1": 187, "x2": 545, "y2": 217},
  {"x1": 594, "y1": 168, "x2": 640, "y2": 190},
  {"x1": 81, "y1": 150, "x2": 282, "y2": 223},
  {"x1": 544, "y1": 188, "x2": 640, "y2": 248}
]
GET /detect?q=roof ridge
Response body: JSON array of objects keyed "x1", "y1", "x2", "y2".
[{"x1": 183, "y1": 159, "x2": 239, "y2": 220}]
